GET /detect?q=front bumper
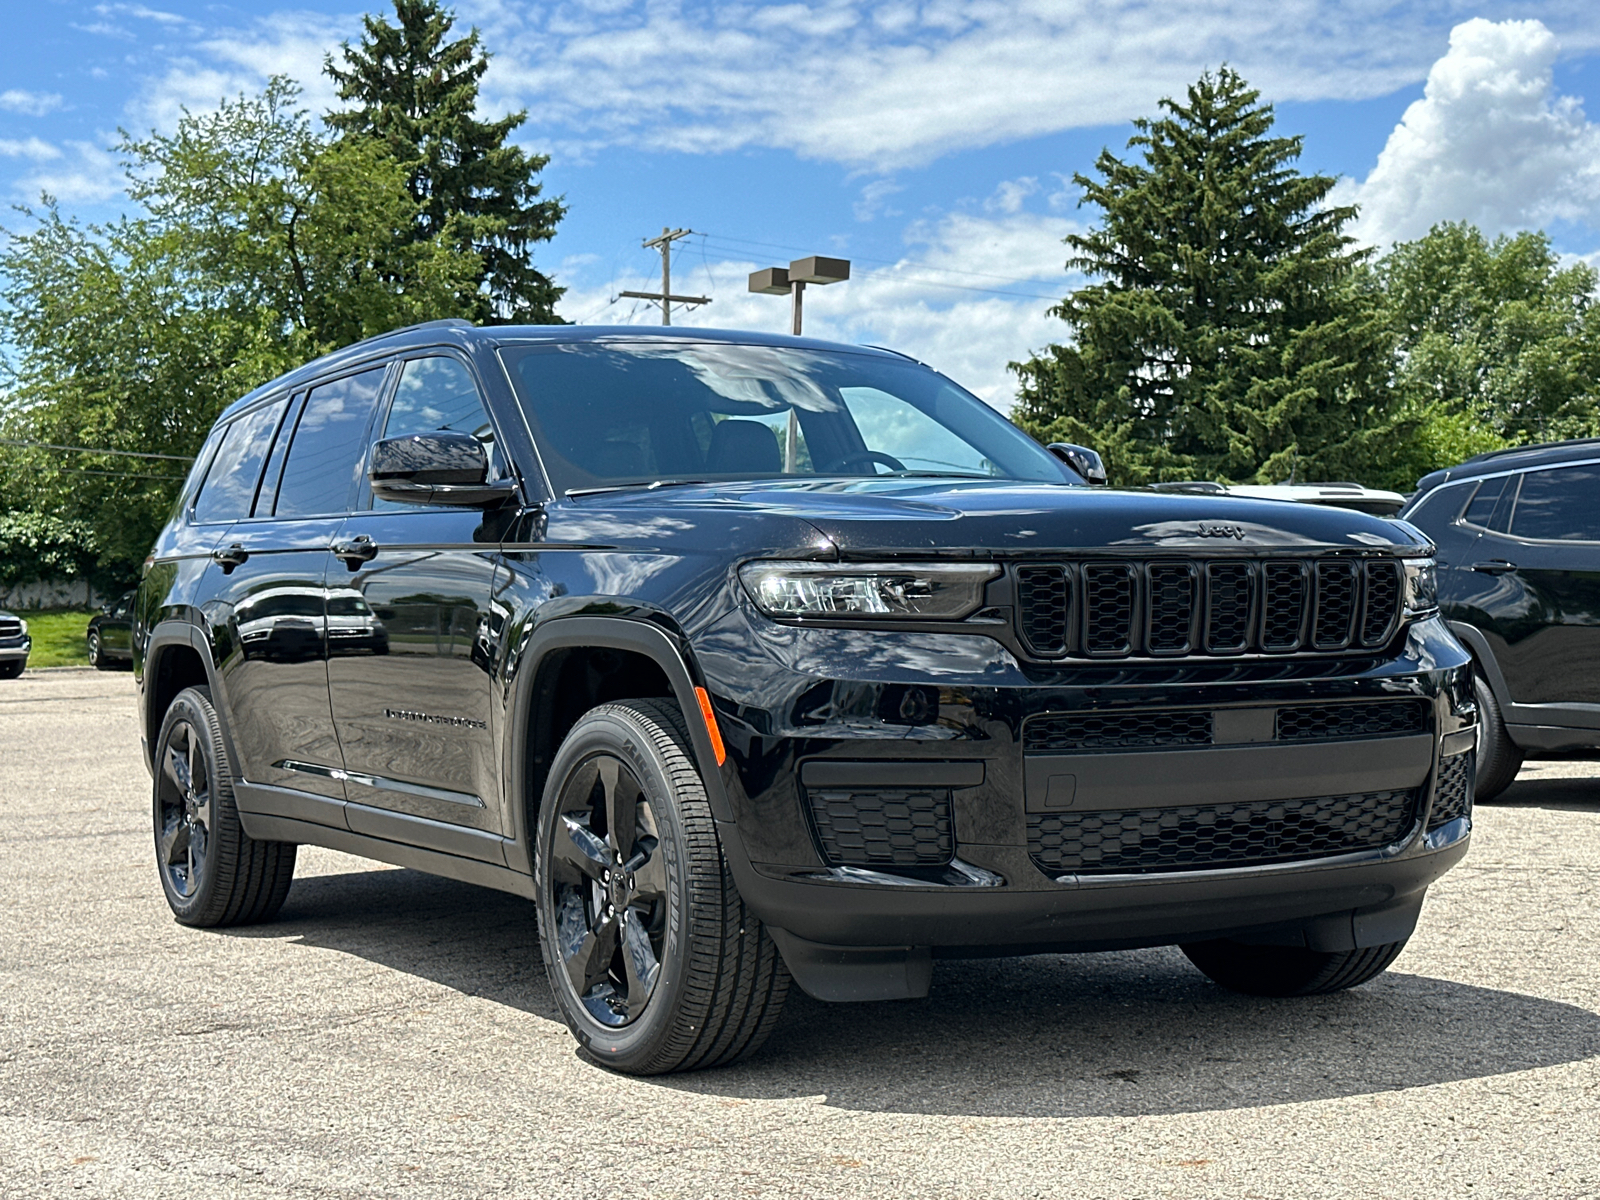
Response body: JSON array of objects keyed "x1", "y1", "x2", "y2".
[
  {"x1": 696, "y1": 612, "x2": 1474, "y2": 985},
  {"x1": 0, "y1": 637, "x2": 30, "y2": 662}
]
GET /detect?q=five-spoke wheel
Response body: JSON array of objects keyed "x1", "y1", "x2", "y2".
[
  {"x1": 155, "y1": 717, "x2": 213, "y2": 900},
  {"x1": 535, "y1": 699, "x2": 790, "y2": 1074}
]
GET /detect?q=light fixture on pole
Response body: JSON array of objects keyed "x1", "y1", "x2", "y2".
[
  {"x1": 749, "y1": 256, "x2": 851, "y2": 472},
  {"x1": 748, "y1": 255, "x2": 850, "y2": 336}
]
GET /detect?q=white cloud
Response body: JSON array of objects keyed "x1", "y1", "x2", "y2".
[
  {"x1": 14, "y1": 141, "x2": 123, "y2": 204},
  {"x1": 560, "y1": 210, "x2": 1079, "y2": 408},
  {"x1": 461, "y1": 0, "x2": 1600, "y2": 169},
  {"x1": 985, "y1": 177, "x2": 1039, "y2": 215},
  {"x1": 1345, "y1": 18, "x2": 1600, "y2": 247},
  {"x1": 0, "y1": 90, "x2": 65, "y2": 117},
  {"x1": 95, "y1": 3, "x2": 188, "y2": 24},
  {"x1": 0, "y1": 138, "x2": 63, "y2": 163},
  {"x1": 853, "y1": 179, "x2": 901, "y2": 222}
]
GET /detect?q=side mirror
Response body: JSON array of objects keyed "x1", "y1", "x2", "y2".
[
  {"x1": 369, "y1": 432, "x2": 517, "y2": 507},
  {"x1": 1047, "y1": 442, "x2": 1108, "y2": 485}
]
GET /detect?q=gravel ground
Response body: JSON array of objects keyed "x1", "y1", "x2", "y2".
[{"x1": 2, "y1": 669, "x2": 1596, "y2": 1199}]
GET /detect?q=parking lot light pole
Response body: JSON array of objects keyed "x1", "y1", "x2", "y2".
[
  {"x1": 748, "y1": 257, "x2": 851, "y2": 471},
  {"x1": 748, "y1": 256, "x2": 850, "y2": 336}
]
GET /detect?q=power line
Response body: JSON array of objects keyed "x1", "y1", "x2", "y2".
[
  {"x1": 0, "y1": 437, "x2": 195, "y2": 463},
  {"x1": 38, "y1": 466, "x2": 186, "y2": 482}
]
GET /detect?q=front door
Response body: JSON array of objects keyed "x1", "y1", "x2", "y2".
[{"x1": 326, "y1": 354, "x2": 506, "y2": 839}]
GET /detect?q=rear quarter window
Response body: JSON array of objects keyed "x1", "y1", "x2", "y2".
[{"x1": 191, "y1": 399, "x2": 289, "y2": 525}]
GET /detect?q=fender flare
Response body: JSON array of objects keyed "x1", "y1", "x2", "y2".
[
  {"x1": 143, "y1": 619, "x2": 242, "y2": 778},
  {"x1": 502, "y1": 615, "x2": 735, "y2": 873},
  {"x1": 1447, "y1": 620, "x2": 1513, "y2": 709}
]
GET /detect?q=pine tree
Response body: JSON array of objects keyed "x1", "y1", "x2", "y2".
[
  {"x1": 1011, "y1": 68, "x2": 1401, "y2": 485},
  {"x1": 325, "y1": 0, "x2": 566, "y2": 323}
]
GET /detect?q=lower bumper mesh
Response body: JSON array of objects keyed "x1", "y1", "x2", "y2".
[
  {"x1": 1028, "y1": 789, "x2": 1418, "y2": 875},
  {"x1": 1428, "y1": 752, "x2": 1473, "y2": 829},
  {"x1": 808, "y1": 788, "x2": 953, "y2": 867}
]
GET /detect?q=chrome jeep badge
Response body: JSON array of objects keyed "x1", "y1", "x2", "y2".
[{"x1": 1197, "y1": 522, "x2": 1246, "y2": 539}]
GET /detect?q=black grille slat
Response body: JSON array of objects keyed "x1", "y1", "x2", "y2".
[
  {"x1": 808, "y1": 788, "x2": 953, "y2": 866},
  {"x1": 1361, "y1": 560, "x2": 1402, "y2": 646},
  {"x1": 1016, "y1": 565, "x2": 1071, "y2": 656},
  {"x1": 0, "y1": 618, "x2": 23, "y2": 638},
  {"x1": 1260, "y1": 561, "x2": 1308, "y2": 651},
  {"x1": 1275, "y1": 700, "x2": 1427, "y2": 741},
  {"x1": 1313, "y1": 560, "x2": 1360, "y2": 649},
  {"x1": 1025, "y1": 710, "x2": 1213, "y2": 753},
  {"x1": 1428, "y1": 752, "x2": 1473, "y2": 829},
  {"x1": 1204, "y1": 562, "x2": 1254, "y2": 653},
  {"x1": 1081, "y1": 564, "x2": 1136, "y2": 656},
  {"x1": 1145, "y1": 563, "x2": 1197, "y2": 655},
  {"x1": 1028, "y1": 789, "x2": 1418, "y2": 874}
]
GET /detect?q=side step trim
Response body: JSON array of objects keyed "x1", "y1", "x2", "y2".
[{"x1": 236, "y1": 811, "x2": 534, "y2": 900}]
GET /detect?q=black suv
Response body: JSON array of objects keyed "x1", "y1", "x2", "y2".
[
  {"x1": 1400, "y1": 439, "x2": 1600, "y2": 799},
  {"x1": 135, "y1": 320, "x2": 1473, "y2": 1074}
]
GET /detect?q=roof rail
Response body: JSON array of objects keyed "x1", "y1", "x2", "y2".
[
  {"x1": 348, "y1": 317, "x2": 476, "y2": 351},
  {"x1": 1463, "y1": 436, "x2": 1600, "y2": 465}
]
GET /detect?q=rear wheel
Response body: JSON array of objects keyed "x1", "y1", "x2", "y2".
[
  {"x1": 88, "y1": 631, "x2": 110, "y2": 670},
  {"x1": 534, "y1": 699, "x2": 789, "y2": 1075},
  {"x1": 1473, "y1": 672, "x2": 1523, "y2": 801},
  {"x1": 1181, "y1": 938, "x2": 1407, "y2": 997},
  {"x1": 153, "y1": 686, "x2": 296, "y2": 926}
]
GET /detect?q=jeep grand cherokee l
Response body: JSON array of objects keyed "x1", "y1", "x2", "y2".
[{"x1": 134, "y1": 320, "x2": 1474, "y2": 1075}]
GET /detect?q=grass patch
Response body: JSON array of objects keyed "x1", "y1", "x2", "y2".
[{"x1": 18, "y1": 609, "x2": 94, "y2": 668}]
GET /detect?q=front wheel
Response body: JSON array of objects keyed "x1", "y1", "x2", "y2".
[
  {"x1": 88, "y1": 631, "x2": 110, "y2": 670},
  {"x1": 1181, "y1": 938, "x2": 1408, "y2": 997},
  {"x1": 534, "y1": 699, "x2": 789, "y2": 1075},
  {"x1": 0, "y1": 661, "x2": 22, "y2": 680}
]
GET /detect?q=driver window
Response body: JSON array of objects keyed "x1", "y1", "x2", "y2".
[
  {"x1": 839, "y1": 387, "x2": 998, "y2": 476},
  {"x1": 373, "y1": 356, "x2": 497, "y2": 508}
]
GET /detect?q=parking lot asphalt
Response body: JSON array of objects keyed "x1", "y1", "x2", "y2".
[{"x1": 1, "y1": 669, "x2": 1597, "y2": 1199}]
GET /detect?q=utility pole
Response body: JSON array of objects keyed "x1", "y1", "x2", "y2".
[{"x1": 618, "y1": 227, "x2": 711, "y2": 325}]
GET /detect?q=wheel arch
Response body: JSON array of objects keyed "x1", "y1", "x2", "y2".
[
  {"x1": 1447, "y1": 620, "x2": 1513, "y2": 710},
  {"x1": 503, "y1": 616, "x2": 733, "y2": 875},
  {"x1": 142, "y1": 620, "x2": 239, "y2": 777}
]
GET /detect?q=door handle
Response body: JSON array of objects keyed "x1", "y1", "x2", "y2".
[
  {"x1": 211, "y1": 543, "x2": 249, "y2": 574},
  {"x1": 333, "y1": 534, "x2": 379, "y2": 569},
  {"x1": 1470, "y1": 559, "x2": 1518, "y2": 575}
]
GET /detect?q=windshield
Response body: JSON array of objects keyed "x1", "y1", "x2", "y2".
[{"x1": 499, "y1": 341, "x2": 1072, "y2": 494}]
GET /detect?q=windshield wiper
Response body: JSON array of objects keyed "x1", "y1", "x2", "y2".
[{"x1": 565, "y1": 478, "x2": 712, "y2": 498}]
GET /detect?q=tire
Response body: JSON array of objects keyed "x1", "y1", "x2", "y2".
[
  {"x1": 1473, "y1": 672, "x2": 1523, "y2": 802},
  {"x1": 1181, "y1": 938, "x2": 1408, "y2": 997},
  {"x1": 0, "y1": 661, "x2": 22, "y2": 680},
  {"x1": 152, "y1": 685, "x2": 296, "y2": 927},
  {"x1": 88, "y1": 631, "x2": 110, "y2": 670},
  {"x1": 534, "y1": 698, "x2": 790, "y2": 1075}
]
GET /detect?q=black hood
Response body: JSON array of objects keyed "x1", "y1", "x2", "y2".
[{"x1": 571, "y1": 478, "x2": 1432, "y2": 558}]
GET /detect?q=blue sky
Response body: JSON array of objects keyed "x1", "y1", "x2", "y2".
[{"x1": 5, "y1": 1, "x2": 1600, "y2": 407}]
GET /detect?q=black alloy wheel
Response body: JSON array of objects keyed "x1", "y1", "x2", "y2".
[
  {"x1": 152, "y1": 686, "x2": 297, "y2": 927},
  {"x1": 1472, "y1": 672, "x2": 1524, "y2": 802},
  {"x1": 535, "y1": 699, "x2": 790, "y2": 1075},
  {"x1": 88, "y1": 630, "x2": 108, "y2": 670},
  {"x1": 549, "y1": 751, "x2": 670, "y2": 1027}
]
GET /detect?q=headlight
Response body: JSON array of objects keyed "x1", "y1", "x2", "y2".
[
  {"x1": 740, "y1": 561, "x2": 999, "y2": 620},
  {"x1": 18, "y1": 619, "x2": 27, "y2": 637},
  {"x1": 1402, "y1": 557, "x2": 1438, "y2": 616}
]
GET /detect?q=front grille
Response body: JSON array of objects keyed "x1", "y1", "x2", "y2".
[
  {"x1": 1428, "y1": 752, "x2": 1473, "y2": 829},
  {"x1": 1025, "y1": 710, "x2": 1213, "y2": 752},
  {"x1": 1024, "y1": 699, "x2": 1429, "y2": 753},
  {"x1": 808, "y1": 788, "x2": 953, "y2": 867},
  {"x1": 1018, "y1": 556, "x2": 1405, "y2": 660},
  {"x1": 1028, "y1": 789, "x2": 1418, "y2": 875},
  {"x1": 0, "y1": 618, "x2": 22, "y2": 639}
]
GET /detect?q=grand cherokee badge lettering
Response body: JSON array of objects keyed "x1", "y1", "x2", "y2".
[
  {"x1": 1197, "y1": 522, "x2": 1247, "y2": 539},
  {"x1": 384, "y1": 707, "x2": 487, "y2": 730}
]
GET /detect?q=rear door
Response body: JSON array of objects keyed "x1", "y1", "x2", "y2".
[
  {"x1": 1480, "y1": 463, "x2": 1600, "y2": 706},
  {"x1": 208, "y1": 366, "x2": 389, "y2": 810},
  {"x1": 325, "y1": 353, "x2": 508, "y2": 848}
]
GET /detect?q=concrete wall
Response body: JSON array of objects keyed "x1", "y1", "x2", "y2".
[{"x1": 0, "y1": 578, "x2": 105, "y2": 611}]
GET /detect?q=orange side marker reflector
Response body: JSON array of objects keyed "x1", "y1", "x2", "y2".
[{"x1": 694, "y1": 686, "x2": 727, "y2": 766}]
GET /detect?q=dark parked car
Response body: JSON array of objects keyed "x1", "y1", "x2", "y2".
[
  {"x1": 88, "y1": 590, "x2": 137, "y2": 669},
  {"x1": 134, "y1": 320, "x2": 1474, "y2": 1074},
  {"x1": 0, "y1": 609, "x2": 30, "y2": 678},
  {"x1": 1400, "y1": 438, "x2": 1600, "y2": 798}
]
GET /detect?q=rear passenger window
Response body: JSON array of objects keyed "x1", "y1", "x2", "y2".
[
  {"x1": 1510, "y1": 465, "x2": 1600, "y2": 541},
  {"x1": 1460, "y1": 477, "x2": 1506, "y2": 530},
  {"x1": 274, "y1": 367, "x2": 387, "y2": 517},
  {"x1": 192, "y1": 399, "x2": 288, "y2": 524}
]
